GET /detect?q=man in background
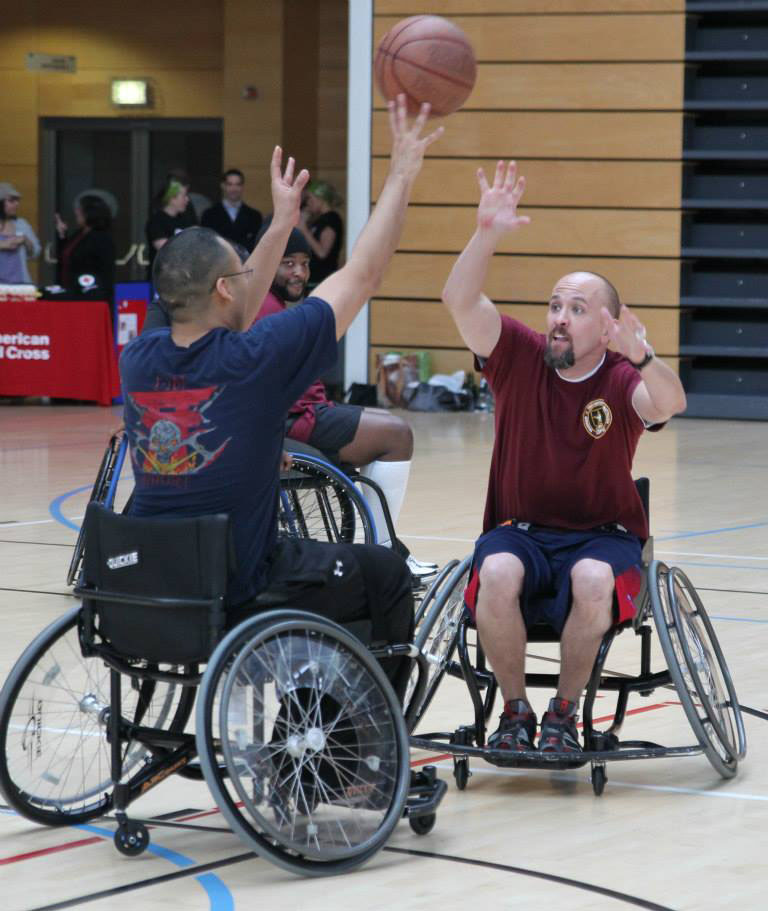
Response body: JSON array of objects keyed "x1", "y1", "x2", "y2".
[{"x1": 202, "y1": 168, "x2": 263, "y2": 253}]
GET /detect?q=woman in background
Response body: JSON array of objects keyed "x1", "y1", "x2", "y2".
[
  {"x1": 145, "y1": 179, "x2": 192, "y2": 276},
  {"x1": 297, "y1": 179, "x2": 344, "y2": 288},
  {"x1": 55, "y1": 195, "x2": 115, "y2": 299},
  {"x1": 0, "y1": 183, "x2": 41, "y2": 285}
]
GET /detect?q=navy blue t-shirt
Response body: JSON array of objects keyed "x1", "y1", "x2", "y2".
[{"x1": 120, "y1": 296, "x2": 337, "y2": 604}]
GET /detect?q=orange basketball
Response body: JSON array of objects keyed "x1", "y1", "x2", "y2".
[{"x1": 374, "y1": 15, "x2": 477, "y2": 117}]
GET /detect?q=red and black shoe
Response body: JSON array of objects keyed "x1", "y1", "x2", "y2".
[
  {"x1": 538, "y1": 697, "x2": 582, "y2": 753},
  {"x1": 488, "y1": 699, "x2": 537, "y2": 753}
]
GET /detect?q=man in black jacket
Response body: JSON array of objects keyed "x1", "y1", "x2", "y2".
[{"x1": 201, "y1": 169, "x2": 263, "y2": 252}]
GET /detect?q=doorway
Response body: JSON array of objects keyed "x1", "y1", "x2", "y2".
[{"x1": 39, "y1": 118, "x2": 222, "y2": 285}]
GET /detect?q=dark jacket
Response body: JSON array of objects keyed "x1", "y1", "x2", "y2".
[
  {"x1": 56, "y1": 229, "x2": 116, "y2": 300},
  {"x1": 201, "y1": 201, "x2": 263, "y2": 252}
]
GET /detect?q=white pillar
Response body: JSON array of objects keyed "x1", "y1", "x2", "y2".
[{"x1": 344, "y1": 0, "x2": 373, "y2": 389}]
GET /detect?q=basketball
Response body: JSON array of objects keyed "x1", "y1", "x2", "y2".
[{"x1": 374, "y1": 15, "x2": 476, "y2": 117}]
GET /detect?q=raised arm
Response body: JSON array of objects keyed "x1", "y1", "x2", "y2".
[
  {"x1": 441, "y1": 161, "x2": 530, "y2": 358},
  {"x1": 311, "y1": 95, "x2": 443, "y2": 340},
  {"x1": 241, "y1": 147, "x2": 309, "y2": 327},
  {"x1": 601, "y1": 305, "x2": 687, "y2": 424}
]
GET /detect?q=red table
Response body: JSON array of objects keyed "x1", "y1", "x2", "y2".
[{"x1": 0, "y1": 299, "x2": 120, "y2": 406}]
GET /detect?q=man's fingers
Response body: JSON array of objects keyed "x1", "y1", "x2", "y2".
[
  {"x1": 270, "y1": 146, "x2": 282, "y2": 181},
  {"x1": 412, "y1": 101, "x2": 431, "y2": 135},
  {"x1": 423, "y1": 124, "x2": 444, "y2": 148},
  {"x1": 396, "y1": 94, "x2": 407, "y2": 132},
  {"x1": 387, "y1": 99, "x2": 397, "y2": 137},
  {"x1": 512, "y1": 174, "x2": 526, "y2": 203},
  {"x1": 294, "y1": 168, "x2": 310, "y2": 192},
  {"x1": 492, "y1": 160, "x2": 505, "y2": 190},
  {"x1": 477, "y1": 167, "x2": 490, "y2": 195},
  {"x1": 283, "y1": 156, "x2": 295, "y2": 184},
  {"x1": 503, "y1": 161, "x2": 518, "y2": 190}
]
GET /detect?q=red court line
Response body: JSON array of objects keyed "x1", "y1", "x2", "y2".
[{"x1": 0, "y1": 835, "x2": 102, "y2": 866}]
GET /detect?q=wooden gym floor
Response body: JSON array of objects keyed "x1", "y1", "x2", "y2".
[{"x1": 1, "y1": 403, "x2": 767, "y2": 910}]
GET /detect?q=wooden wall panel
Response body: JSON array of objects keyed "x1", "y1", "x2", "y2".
[
  {"x1": 374, "y1": 14, "x2": 684, "y2": 62},
  {"x1": 375, "y1": 1, "x2": 684, "y2": 13},
  {"x1": 373, "y1": 160, "x2": 681, "y2": 209},
  {"x1": 372, "y1": 111, "x2": 682, "y2": 160},
  {"x1": 370, "y1": 300, "x2": 680, "y2": 355},
  {"x1": 378, "y1": 254, "x2": 680, "y2": 308},
  {"x1": 398, "y1": 207, "x2": 679, "y2": 258}
]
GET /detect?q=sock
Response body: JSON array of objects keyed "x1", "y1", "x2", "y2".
[{"x1": 358, "y1": 459, "x2": 411, "y2": 547}]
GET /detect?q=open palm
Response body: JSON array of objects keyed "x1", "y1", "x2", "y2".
[{"x1": 477, "y1": 160, "x2": 530, "y2": 234}]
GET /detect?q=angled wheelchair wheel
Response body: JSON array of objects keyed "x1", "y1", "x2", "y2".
[
  {"x1": 406, "y1": 556, "x2": 471, "y2": 729},
  {"x1": 414, "y1": 559, "x2": 459, "y2": 628},
  {"x1": 649, "y1": 561, "x2": 746, "y2": 778},
  {"x1": 280, "y1": 456, "x2": 375, "y2": 546},
  {"x1": 66, "y1": 432, "x2": 130, "y2": 587},
  {"x1": 0, "y1": 606, "x2": 195, "y2": 825},
  {"x1": 196, "y1": 610, "x2": 410, "y2": 877}
]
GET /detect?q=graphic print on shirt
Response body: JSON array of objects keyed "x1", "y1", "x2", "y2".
[
  {"x1": 126, "y1": 385, "x2": 230, "y2": 475},
  {"x1": 582, "y1": 398, "x2": 613, "y2": 439}
]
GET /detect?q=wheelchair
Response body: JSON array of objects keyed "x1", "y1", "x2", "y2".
[
  {"x1": 405, "y1": 479, "x2": 747, "y2": 795},
  {"x1": 0, "y1": 502, "x2": 446, "y2": 877}
]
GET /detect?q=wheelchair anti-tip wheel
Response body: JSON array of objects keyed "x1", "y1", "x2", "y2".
[
  {"x1": 279, "y1": 456, "x2": 374, "y2": 546},
  {"x1": 649, "y1": 561, "x2": 747, "y2": 778},
  {"x1": 196, "y1": 610, "x2": 410, "y2": 877},
  {"x1": 0, "y1": 606, "x2": 195, "y2": 825}
]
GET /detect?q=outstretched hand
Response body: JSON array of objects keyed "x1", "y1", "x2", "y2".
[
  {"x1": 476, "y1": 161, "x2": 530, "y2": 235},
  {"x1": 270, "y1": 146, "x2": 310, "y2": 227},
  {"x1": 601, "y1": 304, "x2": 650, "y2": 363},
  {"x1": 387, "y1": 94, "x2": 444, "y2": 184}
]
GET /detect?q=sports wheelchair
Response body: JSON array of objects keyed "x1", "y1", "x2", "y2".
[
  {"x1": 0, "y1": 502, "x2": 447, "y2": 877},
  {"x1": 405, "y1": 479, "x2": 747, "y2": 795}
]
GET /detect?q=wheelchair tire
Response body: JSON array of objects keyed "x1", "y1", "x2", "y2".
[
  {"x1": 196, "y1": 609, "x2": 410, "y2": 877},
  {"x1": 406, "y1": 556, "x2": 471, "y2": 729},
  {"x1": 280, "y1": 456, "x2": 375, "y2": 546},
  {"x1": 0, "y1": 606, "x2": 195, "y2": 826},
  {"x1": 649, "y1": 561, "x2": 747, "y2": 778},
  {"x1": 414, "y1": 559, "x2": 460, "y2": 628}
]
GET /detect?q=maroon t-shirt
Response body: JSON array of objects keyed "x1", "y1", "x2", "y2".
[
  {"x1": 255, "y1": 291, "x2": 334, "y2": 442},
  {"x1": 480, "y1": 317, "x2": 648, "y2": 539}
]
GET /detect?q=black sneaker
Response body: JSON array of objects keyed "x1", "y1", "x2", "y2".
[
  {"x1": 538, "y1": 697, "x2": 582, "y2": 753},
  {"x1": 488, "y1": 699, "x2": 537, "y2": 753}
]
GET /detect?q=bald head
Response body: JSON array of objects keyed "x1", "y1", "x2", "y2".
[{"x1": 555, "y1": 271, "x2": 620, "y2": 318}]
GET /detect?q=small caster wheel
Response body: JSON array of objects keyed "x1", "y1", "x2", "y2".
[
  {"x1": 591, "y1": 764, "x2": 607, "y2": 796},
  {"x1": 454, "y1": 757, "x2": 470, "y2": 791},
  {"x1": 114, "y1": 822, "x2": 150, "y2": 856},
  {"x1": 409, "y1": 812, "x2": 436, "y2": 836}
]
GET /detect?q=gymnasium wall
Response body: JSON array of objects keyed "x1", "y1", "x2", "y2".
[
  {"x1": 0, "y1": 1, "x2": 346, "y2": 282},
  {"x1": 370, "y1": 0, "x2": 686, "y2": 380}
]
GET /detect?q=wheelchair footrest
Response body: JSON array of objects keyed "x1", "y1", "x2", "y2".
[{"x1": 404, "y1": 766, "x2": 448, "y2": 819}]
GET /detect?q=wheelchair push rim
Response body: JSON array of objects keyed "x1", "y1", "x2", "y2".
[
  {"x1": 196, "y1": 610, "x2": 410, "y2": 876},
  {"x1": 649, "y1": 561, "x2": 746, "y2": 778},
  {"x1": 0, "y1": 606, "x2": 194, "y2": 825}
]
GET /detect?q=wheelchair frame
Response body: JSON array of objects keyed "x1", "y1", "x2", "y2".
[{"x1": 407, "y1": 525, "x2": 747, "y2": 796}]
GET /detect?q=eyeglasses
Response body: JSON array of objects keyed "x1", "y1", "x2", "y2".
[{"x1": 209, "y1": 268, "x2": 253, "y2": 293}]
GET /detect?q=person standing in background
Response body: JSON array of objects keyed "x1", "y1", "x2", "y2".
[
  {"x1": 297, "y1": 180, "x2": 344, "y2": 288},
  {"x1": 54, "y1": 195, "x2": 115, "y2": 300},
  {"x1": 145, "y1": 179, "x2": 192, "y2": 276},
  {"x1": 0, "y1": 183, "x2": 41, "y2": 285},
  {"x1": 201, "y1": 168, "x2": 263, "y2": 253}
]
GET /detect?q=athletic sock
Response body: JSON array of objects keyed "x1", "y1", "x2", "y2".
[{"x1": 358, "y1": 459, "x2": 411, "y2": 547}]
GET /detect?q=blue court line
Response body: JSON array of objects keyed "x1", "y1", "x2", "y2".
[
  {"x1": 49, "y1": 485, "x2": 91, "y2": 532},
  {"x1": 75, "y1": 822, "x2": 234, "y2": 911},
  {"x1": 657, "y1": 519, "x2": 768, "y2": 543},
  {"x1": 710, "y1": 615, "x2": 768, "y2": 625}
]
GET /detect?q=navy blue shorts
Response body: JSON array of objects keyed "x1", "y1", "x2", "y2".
[{"x1": 464, "y1": 524, "x2": 643, "y2": 635}]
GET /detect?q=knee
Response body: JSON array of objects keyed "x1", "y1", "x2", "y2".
[
  {"x1": 477, "y1": 554, "x2": 524, "y2": 615},
  {"x1": 570, "y1": 560, "x2": 614, "y2": 627},
  {"x1": 385, "y1": 416, "x2": 413, "y2": 460}
]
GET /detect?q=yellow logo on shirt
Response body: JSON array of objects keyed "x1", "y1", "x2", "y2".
[{"x1": 583, "y1": 399, "x2": 613, "y2": 439}]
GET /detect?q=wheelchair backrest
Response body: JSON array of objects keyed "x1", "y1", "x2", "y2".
[{"x1": 79, "y1": 502, "x2": 232, "y2": 664}]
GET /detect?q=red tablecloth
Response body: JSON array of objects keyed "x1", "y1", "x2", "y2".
[{"x1": 0, "y1": 299, "x2": 120, "y2": 406}]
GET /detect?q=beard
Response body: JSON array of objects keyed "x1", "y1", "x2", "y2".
[
  {"x1": 271, "y1": 277, "x2": 306, "y2": 303},
  {"x1": 543, "y1": 337, "x2": 575, "y2": 370}
]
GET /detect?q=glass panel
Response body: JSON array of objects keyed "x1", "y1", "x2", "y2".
[{"x1": 149, "y1": 130, "x2": 222, "y2": 225}]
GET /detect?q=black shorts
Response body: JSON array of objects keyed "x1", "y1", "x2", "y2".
[
  {"x1": 229, "y1": 537, "x2": 414, "y2": 699},
  {"x1": 302, "y1": 403, "x2": 363, "y2": 459}
]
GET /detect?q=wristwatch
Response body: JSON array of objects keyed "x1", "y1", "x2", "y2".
[{"x1": 630, "y1": 345, "x2": 655, "y2": 370}]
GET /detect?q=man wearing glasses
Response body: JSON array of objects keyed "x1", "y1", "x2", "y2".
[{"x1": 119, "y1": 98, "x2": 442, "y2": 697}]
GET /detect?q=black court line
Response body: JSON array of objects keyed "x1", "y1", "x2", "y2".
[
  {"x1": 0, "y1": 587, "x2": 73, "y2": 599},
  {"x1": 697, "y1": 586, "x2": 768, "y2": 597},
  {"x1": 383, "y1": 847, "x2": 677, "y2": 911},
  {"x1": 0, "y1": 539, "x2": 73, "y2": 548}
]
